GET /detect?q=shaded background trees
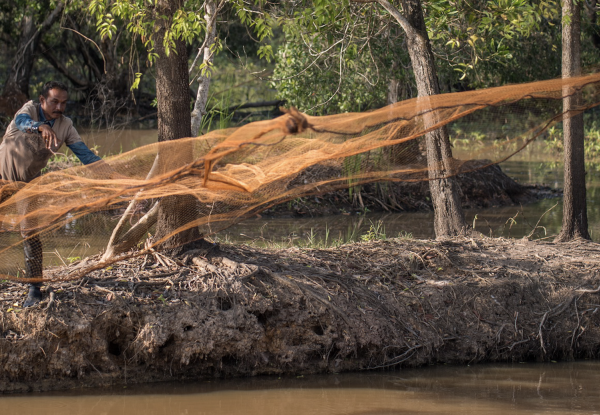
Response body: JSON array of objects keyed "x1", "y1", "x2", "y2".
[{"x1": 0, "y1": 0, "x2": 153, "y2": 127}]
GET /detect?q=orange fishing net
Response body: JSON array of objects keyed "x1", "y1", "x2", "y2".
[{"x1": 1, "y1": 74, "x2": 600, "y2": 282}]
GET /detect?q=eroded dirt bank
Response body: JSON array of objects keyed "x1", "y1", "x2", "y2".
[{"x1": 1, "y1": 237, "x2": 600, "y2": 393}]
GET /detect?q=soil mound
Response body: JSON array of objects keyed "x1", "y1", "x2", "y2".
[
  {"x1": 263, "y1": 161, "x2": 555, "y2": 217},
  {"x1": 1, "y1": 236, "x2": 599, "y2": 393}
]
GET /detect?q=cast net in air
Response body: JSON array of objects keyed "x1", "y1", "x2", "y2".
[{"x1": 1, "y1": 74, "x2": 600, "y2": 283}]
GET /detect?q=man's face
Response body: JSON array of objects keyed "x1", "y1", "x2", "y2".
[{"x1": 39, "y1": 88, "x2": 68, "y2": 120}]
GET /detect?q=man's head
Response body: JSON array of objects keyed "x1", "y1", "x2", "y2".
[{"x1": 39, "y1": 81, "x2": 69, "y2": 120}]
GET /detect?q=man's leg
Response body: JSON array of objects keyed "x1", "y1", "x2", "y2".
[
  {"x1": 23, "y1": 234, "x2": 43, "y2": 307},
  {"x1": 17, "y1": 184, "x2": 44, "y2": 307}
]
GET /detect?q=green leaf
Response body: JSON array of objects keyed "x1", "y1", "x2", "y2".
[{"x1": 130, "y1": 73, "x2": 142, "y2": 91}]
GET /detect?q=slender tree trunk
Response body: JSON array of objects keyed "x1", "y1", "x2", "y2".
[
  {"x1": 387, "y1": 78, "x2": 400, "y2": 105},
  {"x1": 153, "y1": 0, "x2": 202, "y2": 252},
  {"x1": 381, "y1": 0, "x2": 466, "y2": 238},
  {"x1": 190, "y1": 0, "x2": 218, "y2": 136},
  {"x1": 555, "y1": 0, "x2": 590, "y2": 242}
]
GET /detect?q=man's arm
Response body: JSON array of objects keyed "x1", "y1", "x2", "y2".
[
  {"x1": 15, "y1": 113, "x2": 58, "y2": 149},
  {"x1": 66, "y1": 141, "x2": 102, "y2": 165},
  {"x1": 15, "y1": 113, "x2": 49, "y2": 134}
]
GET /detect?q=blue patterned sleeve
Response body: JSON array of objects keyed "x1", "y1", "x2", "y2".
[
  {"x1": 15, "y1": 113, "x2": 47, "y2": 134},
  {"x1": 66, "y1": 141, "x2": 102, "y2": 165}
]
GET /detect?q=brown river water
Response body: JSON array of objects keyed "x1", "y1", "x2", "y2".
[{"x1": 2, "y1": 362, "x2": 600, "y2": 414}]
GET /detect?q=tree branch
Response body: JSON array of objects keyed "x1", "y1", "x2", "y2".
[
  {"x1": 101, "y1": 200, "x2": 160, "y2": 261},
  {"x1": 374, "y1": 0, "x2": 416, "y2": 38},
  {"x1": 102, "y1": 155, "x2": 162, "y2": 261},
  {"x1": 40, "y1": 41, "x2": 89, "y2": 88}
]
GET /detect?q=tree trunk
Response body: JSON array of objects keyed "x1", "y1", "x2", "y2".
[
  {"x1": 153, "y1": 0, "x2": 202, "y2": 252},
  {"x1": 555, "y1": 0, "x2": 590, "y2": 242},
  {"x1": 387, "y1": 78, "x2": 400, "y2": 105},
  {"x1": 0, "y1": 2, "x2": 64, "y2": 114},
  {"x1": 190, "y1": 0, "x2": 218, "y2": 136},
  {"x1": 385, "y1": 0, "x2": 466, "y2": 238}
]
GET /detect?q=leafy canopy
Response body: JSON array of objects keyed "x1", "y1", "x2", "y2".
[
  {"x1": 88, "y1": 0, "x2": 276, "y2": 61},
  {"x1": 271, "y1": 0, "x2": 564, "y2": 113}
]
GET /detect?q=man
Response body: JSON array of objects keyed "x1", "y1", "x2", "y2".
[{"x1": 0, "y1": 81, "x2": 101, "y2": 307}]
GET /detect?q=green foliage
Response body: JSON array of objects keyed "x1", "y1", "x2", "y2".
[
  {"x1": 88, "y1": 0, "x2": 277, "y2": 63},
  {"x1": 130, "y1": 72, "x2": 142, "y2": 91},
  {"x1": 272, "y1": 29, "x2": 410, "y2": 114},
  {"x1": 544, "y1": 112, "x2": 600, "y2": 160},
  {"x1": 271, "y1": 0, "x2": 591, "y2": 108},
  {"x1": 360, "y1": 220, "x2": 386, "y2": 242},
  {"x1": 89, "y1": 0, "x2": 205, "y2": 60},
  {"x1": 218, "y1": 219, "x2": 390, "y2": 249},
  {"x1": 41, "y1": 150, "x2": 80, "y2": 174},
  {"x1": 427, "y1": 0, "x2": 559, "y2": 82},
  {"x1": 200, "y1": 77, "x2": 236, "y2": 132},
  {"x1": 271, "y1": 1, "x2": 413, "y2": 114},
  {"x1": 397, "y1": 230, "x2": 413, "y2": 240},
  {"x1": 67, "y1": 256, "x2": 81, "y2": 264}
]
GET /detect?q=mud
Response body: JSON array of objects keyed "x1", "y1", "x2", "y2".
[{"x1": 1, "y1": 236, "x2": 600, "y2": 393}]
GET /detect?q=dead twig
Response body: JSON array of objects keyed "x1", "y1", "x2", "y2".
[
  {"x1": 577, "y1": 285, "x2": 600, "y2": 293},
  {"x1": 507, "y1": 339, "x2": 530, "y2": 351},
  {"x1": 45, "y1": 289, "x2": 56, "y2": 311},
  {"x1": 539, "y1": 311, "x2": 548, "y2": 354},
  {"x1": 365, "y1": 344, "x2": 423, "y2": 369}
]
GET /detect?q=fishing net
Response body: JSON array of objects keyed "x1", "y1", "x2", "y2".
[{"x1": 1, "y1": 73, "x2": 600, "y2": 283}]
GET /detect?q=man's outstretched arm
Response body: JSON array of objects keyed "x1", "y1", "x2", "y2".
[
  {"x1": 66, "y1": 141, "x2": 101, "y2": 165},
  {"x1": 68, "y1": 142, "x2": 128, "y2": 180}
]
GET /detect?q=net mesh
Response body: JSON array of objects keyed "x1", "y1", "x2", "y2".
[{"x1": 1, "y1": 74, "x2": 600, "y2": 282}]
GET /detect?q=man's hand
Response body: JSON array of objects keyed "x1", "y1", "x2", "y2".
[{"x1": 38, "y1": 124, "x2": 58, "y2": 149}]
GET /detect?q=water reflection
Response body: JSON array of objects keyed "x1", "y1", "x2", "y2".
[{"x1": 3, "y1": 362, "x2": 600, "y2": 414}]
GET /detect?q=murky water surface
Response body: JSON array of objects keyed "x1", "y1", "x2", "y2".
[
  {"x1": 3, "y1": 362, "x2": 600, "y2": 414},
  {"x1": 80, "y1": 128, "x2": 158, "y2": 156}
]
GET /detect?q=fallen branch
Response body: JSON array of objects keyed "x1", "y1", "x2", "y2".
[{"x1": 102, "y1": 152, "x2": 163, "y2": 262}]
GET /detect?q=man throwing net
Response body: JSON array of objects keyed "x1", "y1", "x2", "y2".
[{"x1": 0, "y1": 81, "x2": 101, "y2": 307}]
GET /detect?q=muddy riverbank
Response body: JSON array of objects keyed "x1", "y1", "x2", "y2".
[{"x1": 1, "y1": 236, "x2": 600, "y2": 393}]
